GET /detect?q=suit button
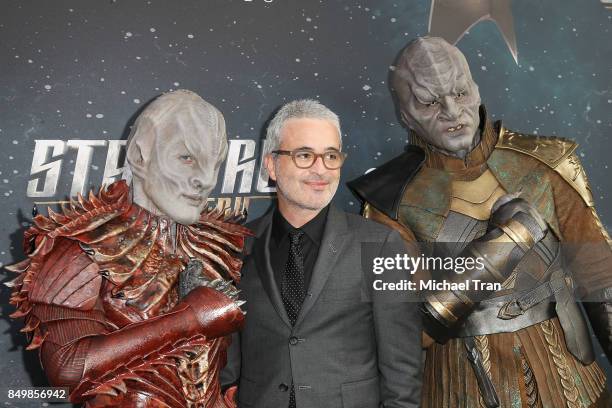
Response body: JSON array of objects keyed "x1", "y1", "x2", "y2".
[
  {"x1": 289, "y1": 336, "x2": 299, "y2": 345},
  {"x1": 278, "y1": 383, "x2": 289, "y2": 392}
]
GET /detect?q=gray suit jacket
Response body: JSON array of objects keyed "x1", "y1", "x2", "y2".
[{"x1": 221, "y1": 205, "x2": 422, "y2": 408}]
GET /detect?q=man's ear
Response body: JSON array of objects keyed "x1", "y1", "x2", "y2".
[
  {"x1": 264, "y1": 154, "x2": 277, "y2": 182},
  {"x1": 126, "y1": 138, "x2": 149, "y2": 179}
]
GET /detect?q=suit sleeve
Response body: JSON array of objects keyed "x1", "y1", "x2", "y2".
[
  {"x1": 219, "y1": 233, "x2": 259, "y2": 390},
  {"x1": 220, "y1": 331, "x2": 241, "y2": 389},
  {"x1": 364, "y1": 203, "x2": 434, "y2": 349},
  {"x1": 372, "y1": 229, "x2": 423, "y2": 408}
]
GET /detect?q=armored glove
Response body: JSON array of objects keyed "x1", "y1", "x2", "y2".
[{"x1": 422, "y1": 196, "x2": 559, "y2": 340}]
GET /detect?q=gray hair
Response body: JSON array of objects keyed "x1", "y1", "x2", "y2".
[{"x1": 264, "y1": 99, "x2": 342, "y2": 158}]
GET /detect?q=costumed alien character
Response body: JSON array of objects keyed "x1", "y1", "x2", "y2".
[
  {"x1": 349, "y1": 37, "x2": 612, "y2": 407},
  {"x1": 6, "y1": 89, "x2": 251, "y2": 407}
]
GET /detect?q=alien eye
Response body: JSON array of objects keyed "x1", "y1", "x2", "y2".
[
  {"x1": 179, "y1": 154, "x2": 195, "y2": 163},
  {"x1": 455, "y1": 90, "x2": 466, "y2": 99},
  {"x1": 428, "y1": 100, "x2": 439, "y2": 107}
]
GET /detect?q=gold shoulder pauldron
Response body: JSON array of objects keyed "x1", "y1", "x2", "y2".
[{"x1": 496, "y1": 129, "x2": 593, "y2": 207}]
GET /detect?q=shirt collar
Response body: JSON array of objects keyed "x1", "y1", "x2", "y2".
[{"x1": 272, "y1": 205, "x2": 329, "y2": 246}]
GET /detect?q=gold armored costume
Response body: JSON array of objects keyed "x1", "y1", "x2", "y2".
[{"x1": 350, "y1": 108, "x2": 612, "y2": 408}]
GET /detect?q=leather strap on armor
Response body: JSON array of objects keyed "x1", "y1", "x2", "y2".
[{"x1": 455, "y1": 287, "x2": 558, "y2": 337}]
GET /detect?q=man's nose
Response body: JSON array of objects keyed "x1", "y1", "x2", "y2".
[{"x1": 439, "y1": 96, "x2": 460, "y2": 121}]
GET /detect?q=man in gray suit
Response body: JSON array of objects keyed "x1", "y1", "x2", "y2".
[{"x1": 221, "y1": 100, "x2": 422, "y2": 408}]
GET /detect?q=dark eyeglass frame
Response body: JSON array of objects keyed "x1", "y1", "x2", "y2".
[{"x1": 272, "y1": 149, "x2": 347, "y2": 169}]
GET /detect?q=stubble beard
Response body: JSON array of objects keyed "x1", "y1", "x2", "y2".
[{"x1": 275, "y1": 176, "x2": 336, "y2": 212}]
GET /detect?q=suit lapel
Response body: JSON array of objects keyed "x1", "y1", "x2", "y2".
[
  {"x1": 252, "y1": 211, "x2": 292, "y2": 328},
  {"x1": 295, "y1": 205, "x2": 349, "y2": 328}
]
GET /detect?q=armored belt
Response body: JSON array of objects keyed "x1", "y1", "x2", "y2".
[{"x1": 454, "y1": 277, "x2": 566, "y2": 338}]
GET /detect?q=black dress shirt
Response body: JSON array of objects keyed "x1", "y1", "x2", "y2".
[{"x1": 269, "y1": 205, "x2": 329, "y2": 294}]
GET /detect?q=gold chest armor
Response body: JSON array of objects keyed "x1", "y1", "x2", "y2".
[{"x1": 449, "y1": 169, "x2": 507, "y2": 221}]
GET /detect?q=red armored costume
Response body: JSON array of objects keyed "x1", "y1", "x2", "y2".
[{"x1": 7, "y1": 180, "x2": 251, "y2": 407}]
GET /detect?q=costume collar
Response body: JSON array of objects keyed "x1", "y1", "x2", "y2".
[{"x1": 46, "y1": 182, "x2": 251, "y2": 315}]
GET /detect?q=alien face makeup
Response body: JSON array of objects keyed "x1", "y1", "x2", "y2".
[
  {"x1": 126, "y1": 90, "x2": 228, "y2": 225},
  {"x1": 392, "y1": 37, "x2": 482, "y2": 158}
]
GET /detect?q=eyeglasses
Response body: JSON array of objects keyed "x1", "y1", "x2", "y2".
[{"x1": 272, "y1": 149, "x2": 347, "y2": 169}]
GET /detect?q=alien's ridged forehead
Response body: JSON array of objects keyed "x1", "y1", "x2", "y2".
[
  {"x1": 129, "y1": 90, "x2": 227, "y2": 160},
  {"x1": 394, "y1": 37, "x2": 473, "y2": 96}
]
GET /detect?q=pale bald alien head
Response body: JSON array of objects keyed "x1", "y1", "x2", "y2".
[
  {"x1": 392, "y1": 37, "x2": 482, "y2": 158},
  {"x1": 125, "y1": 89, "x2": 227, "y2": 225}
]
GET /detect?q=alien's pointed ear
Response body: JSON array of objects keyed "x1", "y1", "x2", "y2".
[
  {"x1": 126, "y1": 117, "x2": 157, "y2": 179},
  {"x1": 471, "y1": 81, "x2": 482, "y2": 106},
  {"x1": 126, "y1": 139, "x2": 147, "y2": 179},
  {"x1": 399, "y1": 110, "x2": 412, "y2": 129}
]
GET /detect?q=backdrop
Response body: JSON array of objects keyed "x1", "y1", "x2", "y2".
[{"x1": 1, "y1": 0, "x2": 611, "y2": 406}]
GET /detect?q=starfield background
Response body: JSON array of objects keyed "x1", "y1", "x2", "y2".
[{"x1": 1, "y1": 0, "x2": 611, "y2": 405}]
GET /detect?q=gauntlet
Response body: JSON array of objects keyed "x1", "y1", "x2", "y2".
[{"x1": 422, "y1": 197, "x2": 559, "y2": 340}]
